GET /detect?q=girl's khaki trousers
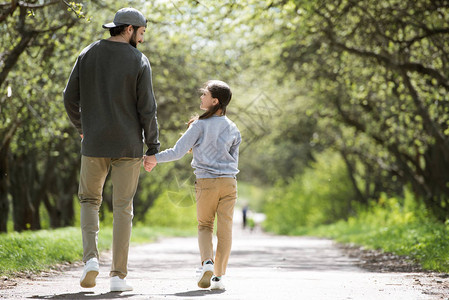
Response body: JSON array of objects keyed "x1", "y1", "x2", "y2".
[{"x1": 195, "y1": 177, "x2": 237, "y2": 276}]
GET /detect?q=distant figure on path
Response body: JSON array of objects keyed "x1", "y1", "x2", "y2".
[
  {"x1": 145, "y1": 80, "x2": 241, "y2": 290},
  {"x1": 63, "y1": 7, "x2": 159, "y2": 292},
  {"x1": 242, "y1": 204, "x2": 248, "y2": 229}
]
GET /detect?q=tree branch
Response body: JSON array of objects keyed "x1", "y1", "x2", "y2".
[
  {"x1": 405, "y1": 27, "x2": 449, "y2": 47},
  {"x1": 0, "y1": 0, "x2": 60, "y2": 22},
  {"x1": 400, "y1": 69, "x2": 449, "y2": 154},
  {"x1": 332, "y1": 94, "x2": 429, "y2": 195},
  {"x1": 340, "y1": 147, "x2": 368, "y2": 205},
  {"x1": 17, "y1": 0, "x2": 59, "y2": 9},
  {"x1": 326, "y1": 33, "x2": 449, "y2": 90},
  {"x1": 0, "y1": 0, "x2": 17, "y2": 23},
  {"x1": 315, "y1": 5, "x2": 449, "y2": 90},
  {"x1": 0, "y1": 30, "x2": 37, "y2": 88},
  {"x1": 0, "y1": 115, "x2": 22, "y2": 152}
]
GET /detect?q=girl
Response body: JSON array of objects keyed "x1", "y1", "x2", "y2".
[{"x1": 144, "y1": 80, "x2": 241, "y2": 290}]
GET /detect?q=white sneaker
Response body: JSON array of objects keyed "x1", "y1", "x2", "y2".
[
  {"x1": 110, "y1": 276, "x2": 133, "y2": 292},
  {"x1": 80, "y1": 257, "x2": 99, "y2": 288},
  {"x1": 197, "y1": 260, "x2": 214, "y2": 288},
  {"x1": 210, "y1": 275, "x2": 225, "y2": 290}
]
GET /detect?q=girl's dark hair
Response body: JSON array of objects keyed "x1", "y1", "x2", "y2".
[
  {"x1": 109, "y1": 25, "x2": 139, "y2": 36},
  {"x1": 188, "y1": 80, "x2": 232, "y2": 127}
]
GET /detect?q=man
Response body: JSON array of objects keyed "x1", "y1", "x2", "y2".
[{"x1": 64, "y1": 7, "x2": 159, "y2": 292}]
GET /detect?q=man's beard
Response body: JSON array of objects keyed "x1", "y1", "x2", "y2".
[{"x1": 129, "y1": 31, "x2": 137, "y2": 48}]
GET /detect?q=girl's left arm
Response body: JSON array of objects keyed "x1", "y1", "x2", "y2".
[{"x1": 155, "y1": 122, "x2": 201, "y2": 163}]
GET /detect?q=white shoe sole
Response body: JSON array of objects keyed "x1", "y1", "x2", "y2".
[
  {"x1": 197, "y1": 270, "x2": 213, "y2": 288},
  {"x1": 80, "y1": 270, "x2": 99, "y2": 288},
  {"x1": 210, "y1": 282, "x2": 225, "y2": 290},
  {"x1": 110, "y1": 276, "x2": 133, "y2": 292},
  {"x1": 110, "y1": 285, "x2": 133, "y2": 292}
]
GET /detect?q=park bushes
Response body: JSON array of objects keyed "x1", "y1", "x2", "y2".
[
  {"x1": 140, "y1": 189, "x2": 197, "y2": 229},
  {"x1": 263, "y1": 151, "x2": 449, "y2": 272},
  {"x1": 263, "y1": 151, "x2": 356, "y2": 234},
  {"x1": 308, "y1": 191, "x2": 449, "y2": 272}
]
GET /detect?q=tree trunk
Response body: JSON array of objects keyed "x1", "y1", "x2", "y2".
[
  {"x1": 422, "y1": 142, "x2": 449, "y2": 221},
  {"x1": 340, "y1": 149, "x2": 368, "y2": 206},
  {"x1": 0, "y1": 119, "x2": 22, "y2": 232},
  {"x1": 10, "y1": 154, "x2": 40, "y2": 231},
  {"x1": 0, "y1": 145, "x2": 9, "y2": 232}
]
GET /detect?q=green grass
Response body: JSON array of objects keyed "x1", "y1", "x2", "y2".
[
  {"x1": 1, "y1": 184, "x2": 198, "y2": 277},
  {"x1": 0, "y1": 225, "x2": 195, "y2": 277},
  {"x1": 262, "y1": 174, "x2": 449, "y2": 274},
  {"x1": 286, "y1": 193, "x2": 449, "y2": 273},
  {"x1": 301, "y1": 220, "x2": 449, "y2": 272}
]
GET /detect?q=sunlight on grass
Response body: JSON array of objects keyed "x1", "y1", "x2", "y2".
[
  {"x1": 0, "y1": 225, "x2": 195, "y2": 277},
  {"x1": 291, "y1": 193, "x2": 449, "y2": 273}
]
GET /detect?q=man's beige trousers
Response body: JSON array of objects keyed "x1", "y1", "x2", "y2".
[{"x1": 78, "y1": 155, "x2": 141, "y2": 279}]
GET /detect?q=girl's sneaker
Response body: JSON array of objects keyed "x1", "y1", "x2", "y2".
[
  {"x1": 197, "y1": 260, "x2": 214, "y2": 288},
  {"x1": 210, "y1": 275, "x2": 225, "y2": 290}
]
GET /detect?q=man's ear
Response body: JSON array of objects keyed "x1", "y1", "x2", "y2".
[
  {"x1": 126, "y1": 25, "x2": 134, "y2": 34},
  {"x1": 213, "y1": 98, "x2": 219, "y2": 105}
]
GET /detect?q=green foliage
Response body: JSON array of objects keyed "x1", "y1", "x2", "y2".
[
  {"x1": 199, "y1": 0, "x2": 449, "y2": 219},
  {"x1": 140, "y1": 185, "x2": 197, "y2": 229},
  {"x1": 304, "y1": 190, "x2": 449, "y2": 272},
  {"x1": 65, "y1": 1, "x2": 90, "y2": 20},
  {"x1": 0, "y1": 227, "x2": 82, "y2": 276},
  {"x1": 2, "y1": 0, "x2": 449, "y2": 233},
  {"x1": 265, "y1": 0, "x2": 449, "y2": 218},
  {"x1": 237, "y1": 182, "x2": 267, "y2": 213},
  {"x1": 0, "y1": 0, "x2": 106, "y2": 232},
  {"x1": 0, "y1": 225, "x2": 194, "y2": 277},
  {"x1": 263, "y1": 151, "x2": 356, "y2": 234},
  {"x1": 234, "y1": 91, "x2": 316, "y2": 185}
]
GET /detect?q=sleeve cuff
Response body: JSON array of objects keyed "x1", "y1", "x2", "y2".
[{"x1": 145, "y1": 148, "x2": 159, "y2": 156}]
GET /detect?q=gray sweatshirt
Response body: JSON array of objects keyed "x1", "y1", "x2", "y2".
[
  {"x1": 155, "y1": 115, "x2": 241, "y2": 178},
  {"x1": 63, "y1": 39, "x2": 160, "y2": 158}
]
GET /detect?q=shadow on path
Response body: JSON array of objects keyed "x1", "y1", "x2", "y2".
[
  {"x1": 28, "y1": 291, "x2": 136, "y2": 299},
  {"x1": 171, "y1": 289, "x2": 225, "y2": 297}
]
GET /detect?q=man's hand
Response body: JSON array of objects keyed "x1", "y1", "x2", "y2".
[{"x1": 143, "y1": 155, "x2": 157, "y2": 172}]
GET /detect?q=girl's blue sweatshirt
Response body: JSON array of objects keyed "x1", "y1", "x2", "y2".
[{"x1": 155, "y1": 115, "x2": 241, "y2": 179}]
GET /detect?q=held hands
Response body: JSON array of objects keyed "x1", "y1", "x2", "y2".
[{"x1": 143, "y1": 155, "x2": 157, "y2": 172}]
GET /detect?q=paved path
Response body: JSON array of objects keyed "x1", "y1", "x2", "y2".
[{"x1": 2, "y1": 223, "x2": 449, "y2": 299}]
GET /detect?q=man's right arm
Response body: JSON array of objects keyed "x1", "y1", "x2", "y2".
[
  {"x1": 63, "y1": 58, "x2": 83, "y2": 135},
  {"x1": 137, "y1": 58, "x2": 160, "y2": 155}
]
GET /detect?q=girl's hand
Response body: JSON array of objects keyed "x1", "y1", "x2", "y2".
[{"x1": 143, "y1": 155, "x2": 157, "y2": 172}]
